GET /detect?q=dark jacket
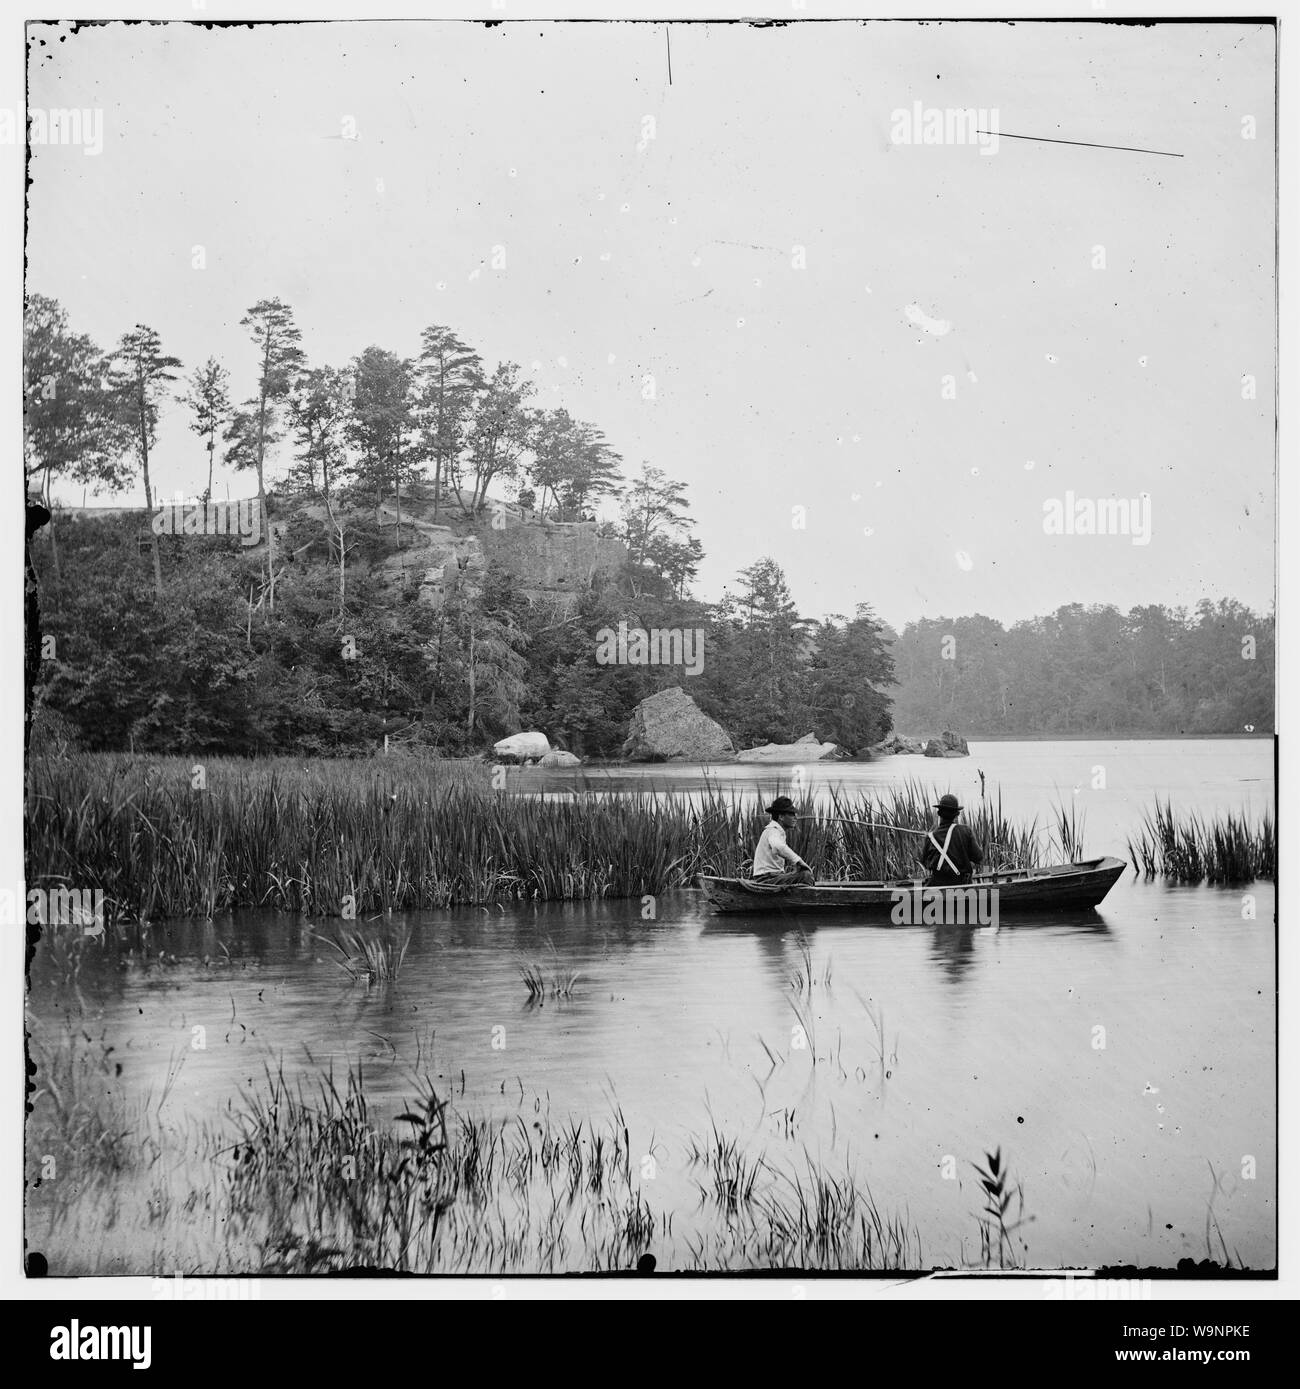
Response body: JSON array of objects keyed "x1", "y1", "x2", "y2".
[{"x1": 920, "y1": 819, "x2": 983, "y2": 885}]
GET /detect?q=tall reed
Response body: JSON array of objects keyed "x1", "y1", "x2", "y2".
[
  {"x1": 29, "y1": 756, "x2": 1086, "y2": 921},
  {"x1": 1128, "y1": 800, "x2": 1275, "y2": 883}
]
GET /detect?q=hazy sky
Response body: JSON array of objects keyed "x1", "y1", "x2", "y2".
[{"x1": 25, "y1": 18, "x2": 1275, "y2": 628}]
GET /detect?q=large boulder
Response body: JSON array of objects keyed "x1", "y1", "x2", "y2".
[
  {"x1": 539, "y1": 750, "x2": 581, "y2": 768},
  {"x1": 493, "y1": 731, "x2": 551, "y2": 763},
  {"x1": 621, "y1": 687, "x2": 735, "y2": 762},
  {"x1": 923, "y1": 729, "x2": 970, "y2": 758},
  {"x1": 869, "y1": 733, "x2": 926, "y2": 756},
  {"x1": 736, "y1": 732, "x2": 844, "y2": 763}
]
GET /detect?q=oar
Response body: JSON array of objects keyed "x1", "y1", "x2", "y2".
[
  {"x1": 800, "y1": 815, "x2": 929, "y2": 838},
  {"x1": 803, "y1": 816, "x2": 1029, "y2": 874}
]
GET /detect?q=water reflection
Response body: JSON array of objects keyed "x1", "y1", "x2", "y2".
[
  {"x1": 700, "y1": 905, "x2": 1115, "y2": 989},
  {"x1": 27, "y1": 865, "x2": 1275, "y2": 1271}
]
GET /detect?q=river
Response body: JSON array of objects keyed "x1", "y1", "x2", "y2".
[{"x1": 26, "y1": 738, "x2": 1275, "y2": 1273}]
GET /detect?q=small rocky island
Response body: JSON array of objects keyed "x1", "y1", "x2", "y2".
[{"x1": 491, "y1": 692, "x2": 968, "y2": 767}]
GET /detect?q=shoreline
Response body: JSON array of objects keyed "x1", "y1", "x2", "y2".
[
  {"x1": 942, "y1": 732, "x2": 1273, "y2": 743},
  {"x1": 564, "y1": 731, "x2": 1271, "y2": 769}
]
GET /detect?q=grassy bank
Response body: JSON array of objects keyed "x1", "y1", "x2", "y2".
[{"x1": 27, "y1": 754, "x2": 1076, "y2": 920}]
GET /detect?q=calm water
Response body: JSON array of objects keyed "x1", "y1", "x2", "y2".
[{"x1": 28, "y1": 739, "x2": 1275, "y2": 1272}]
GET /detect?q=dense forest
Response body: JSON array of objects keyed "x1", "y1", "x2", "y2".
[
  {"x1": 27, "y1": 506, "x2": 896, "y2": 758},
  {"x1": 887, "y1": 603, "x2": 1275, "y2": 736},
  {"x1": 24, "y1": 294, "x2": 1273, "y2": 757},
  {"x1": 29, "y1": 510, "x2": 1273, "y2": 757}
]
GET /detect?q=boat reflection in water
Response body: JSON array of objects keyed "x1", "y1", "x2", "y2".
[{"x1": 700, "y1": 898, "x2": 1113, "y2": 986}]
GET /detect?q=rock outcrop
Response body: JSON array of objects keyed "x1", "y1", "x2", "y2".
[
  {"x1": 621, "y1": 687, "x2": 735, "y2": 762},
  {"x1": 370, "y1": 521, "x2": 486, "y2": 608},
  {"x1": 736, "y1": 732, "x2": 844, "y2": 763},
  {"x1": 539, "y1": 750, "x2": 582, "y2": 768},
  {"x1": 923, "y1": 729, "x2": 970, "y2": 758},
  {"x1": 481, "y1": 520, "x2": 627, "y2": 611},
  {"x1": 493, "y1": 731, "x2": 551, "y2": 763},
  {"x1": 869, "y1": 733, "x2": 926, "y2": 756},
  {"x1": 305, "y1": 496, "x2": 627, "y2": 613}
]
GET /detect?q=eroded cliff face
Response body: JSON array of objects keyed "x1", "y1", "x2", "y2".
[
  {"x1": 289, "y1": 496, "x2": 627, "y2": 611},
  {"x1": 479, "y1": 521, "x2": 628, "y2": 607}
]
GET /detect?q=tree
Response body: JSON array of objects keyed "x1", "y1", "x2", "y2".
[
  {"x1": 529, "y1": 407, "x2": 577, "y2": 520},
  {"x1": 235, "y1": 298, "x2": 306, "y2": 610},
  {"x1": 462, "y1": 363, "x2": 535, "y2": 516},
  {"x1": 181, "y1": 357, "x2": 232, "y2": 502},
  {"x1": 30, "y1": 514, "x2": 262, "y2": 752},
  {"x1": 426, "y1": 564, "x2": 530, "y2": 746},
  {"x1": 619, "y1": 463, "x2": 701, "y2": 596},
  {"x1": 288, "y1": 365, "x2": 353, "y2": 500},
  {"x1": 107, "y1": 324, "x2": 183, "y2": 511},
  {"x1": 347, "y1": 346, "x2": 420, "y2": 545},
  {"x1": 516, "y1": 581, "x2": 645, "y2": 756},
  {"x1": 646, "y1": 533, "x2": 703, "y2": 599},
  {"x1": 530, "y1": 410, "x2": 624, "y2": 519},
  {"x1": 23, "y1": 294, "x2": 131, "y2": 502},
  {"x1": 461, "y1": 568, "x2": 531, "y2": 740},
  {"x1": 727, "y1": 557, "x2": 815, "y2": 738},
  {"x1": 806, "y1": 603, "x2": 896, "y2": 752},
  {"x1": 413, "y1": 325, "x2": 482, "y2": 519},
  {"x1": 288, "y1": 365, "x2": 356, "y2": 615}
]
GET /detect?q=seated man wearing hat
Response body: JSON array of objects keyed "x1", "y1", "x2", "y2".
[
  {"x1": 752, "y1": 796, "x2": 815, "y2": 885},
  {"x1": 920, "y1": 794, "x2": 984, "y2": 886}
]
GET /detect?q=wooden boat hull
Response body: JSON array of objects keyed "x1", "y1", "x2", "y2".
[{"x1": 698, "y1": 856, "x2": 1127, "y2": 917}]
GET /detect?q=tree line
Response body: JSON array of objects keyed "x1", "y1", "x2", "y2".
[
  {"x1": 24, "y1": 294, "x2": 629, "y2": 520},
  {"x1": 27, "y1": 509, "x2": 1269, "y2": 757},
  {"x1": 23, "y1": 294, "x2": 669, "y2": 610},
  {"x1": 27, "y1": 506, "x2": 898, "y2": 758},
  {"x1": 24, "y1": 294, "x2": 893, "y2": 756},
  {"x1": 887, "y1": 602, "x2": 1274, "y2": 735},
  {"x1": 24, "y1": 295, "x2": 1272, "y2": 756}
]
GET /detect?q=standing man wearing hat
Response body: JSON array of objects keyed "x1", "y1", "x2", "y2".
[
  {"x1": 920, "y1": 794, "x2": 984, "y2": 886},
  {"x1": 752, "y1": 796, "x2": 816, "y2": 885}
]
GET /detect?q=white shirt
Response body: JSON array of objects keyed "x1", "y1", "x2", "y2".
[{"x1": 753, "y1": 822, "x2": 806, "y2": 876}]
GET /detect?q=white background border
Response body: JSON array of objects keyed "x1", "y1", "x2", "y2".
[{"x1": 2, "y1": 0, "x2": 1291, "y2": 1304}]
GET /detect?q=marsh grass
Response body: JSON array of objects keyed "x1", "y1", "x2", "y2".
[
  {"x1": 757, "y1": 1164, "x2": 922, "y2": 1270},
  {"x1": 37, "y1": 1024, "x2": 1203, "y2": 1275},
  {"x1": 687, "y1": 1118, "x2": 768, "y2": 1214},
  {"x1": 1128, "y1": 801, "x2": 1275, "y2": 883},
  {"x1": 1052, "y1": 802, "x2": 1086, "y2": 863},
  {"x1": 519, "y1": 940, "x2": 582, "y2": 1000},
  {"x1": 787, "y1": 931, "x2": 831, "y2": 997},
  {"x1": 972, "y1": 1146, "x2": 1028, "y2": 1269},
  {"x1": 27, "y1": 1029, "x2": 941, "y2": 1275},
  {"x1": 26, "y1": 1021, "x2": 135, "y2": 1180},
  {"x1": 28, "y1": 757, "x2": 1069, "y2": 924},
  {"x1": 314, "y1": 921, "x2": 413, "y2": 986},
  {"x1": 49, "y1": 756, "x2": 1265, "y2": 926},
  {"x1": 28, "y1": 754, "x2": 732, "y2": 920}
]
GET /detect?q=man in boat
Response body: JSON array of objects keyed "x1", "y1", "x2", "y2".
[
  {"x1": 920, "y1": 794, "x2": 984, "y2": 886},
  {"x1": 752, "y1": 796, "x2": 815, "y2": 885}
]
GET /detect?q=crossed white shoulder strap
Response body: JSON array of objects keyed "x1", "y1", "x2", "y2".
[{"x1": 927, "y1": 823, "x2": 959, "y2": 874}]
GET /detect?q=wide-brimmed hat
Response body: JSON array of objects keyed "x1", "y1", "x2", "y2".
[
  {"x1": 766, "y1": 796, "x2": 798, "y2": 816},
  {"x1": 934, "y1": 794, "x2": 962, "y2": 814}
]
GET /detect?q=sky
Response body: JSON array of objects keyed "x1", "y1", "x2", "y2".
[{"x1": 24, "y1": 17, "x2": 1276, "y2": 630}]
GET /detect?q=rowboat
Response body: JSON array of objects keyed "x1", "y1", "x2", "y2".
[{"x1": 697, "y1": 856, "x2": 1127, "y2": 916}]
